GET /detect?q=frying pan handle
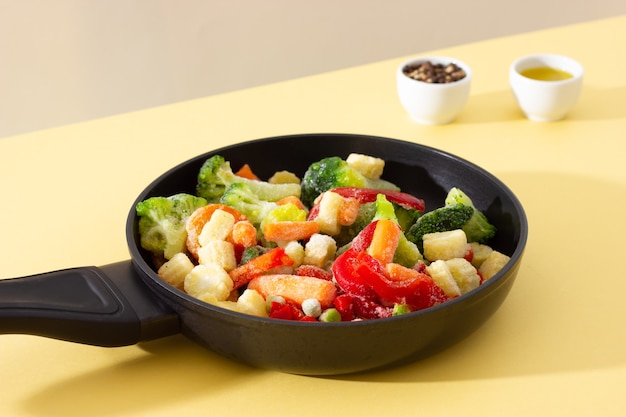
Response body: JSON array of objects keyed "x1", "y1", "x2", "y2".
[{"x1": 0, "y1": 261, "x2": 180, "y2": 347}]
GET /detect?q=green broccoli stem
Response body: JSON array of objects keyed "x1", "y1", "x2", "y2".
[{"x1": 197, "y1": 155, "x2": 301, "y2": 202}]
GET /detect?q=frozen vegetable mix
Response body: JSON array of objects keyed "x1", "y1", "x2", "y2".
[{"x1": 136, "y1": 153, "x2": 510, "y2": 321}]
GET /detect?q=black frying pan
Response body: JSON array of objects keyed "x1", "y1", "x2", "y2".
[{"x1": 0, "y1": 133, "x2": 528, "y2": 375}]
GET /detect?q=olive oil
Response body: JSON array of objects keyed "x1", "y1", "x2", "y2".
[{"x1": 520, "y1": 66, "x2": 573, "y2": 81}]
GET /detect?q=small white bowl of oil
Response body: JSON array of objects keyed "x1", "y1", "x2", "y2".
[{"x1": 509, "y1": 54, "x2": 583, "y2": 122}]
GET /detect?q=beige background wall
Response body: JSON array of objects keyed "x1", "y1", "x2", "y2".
[{"x1": 2, "y1": 0, "x2": 625, "y2": 138}]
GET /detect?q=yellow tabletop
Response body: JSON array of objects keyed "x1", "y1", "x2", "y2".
[{"x1": 2, "y1": 15, "x2": 626, "y2": 417}]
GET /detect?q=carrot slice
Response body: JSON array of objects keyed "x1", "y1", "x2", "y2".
[
  {"x1": 228, "y1": 220, "x2": 258, "y2": 248},
  {"x1": 186, "y1": 204, "x2": 249, "y2": 259},
  {"x1": 337, "y1": 197, "x2": 360, "y2": 226},
  {"x1": 234, "y1": 163, "x2": 260, "y2": 180},
  {"x1": 248, "y1": 274, "x2": 337, "y2": 308},
  {"x1": 229, "y1": 247, "x2": 294, "y2": 289},
  {"x1": 385, "y1": 262, "x2": 420, "y2": 282},
  {"x1": 262, "y1": 221, "x2": 320, "y2": 242},
  {"x1": 367, "y1": 219, "x2": 401, "y2": 265},
  {"x1": 276, "y1": 195, "x2": 307, "y2": 210}
]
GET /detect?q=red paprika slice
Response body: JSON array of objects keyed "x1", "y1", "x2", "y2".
[
  {"x1": 269, "y1": 302, "x2": 295, "y2": 320},
  {"x1": 330, "y1": 187, "x2": 425, "y2": 211},
  {"x1": 269, "y1": 300, "x2": 305, "y2": 321},
  {"x1": 348, "y1": 220, "x2": 378, "y2": 252},
  {"x1": 332, "y1": 205, "x2": 447, "y2": 315},
  {"x1": 307, "y1": 187, "x2": 425, "y2": 221},
  {"x1": 332, "y1": 249, "x2": 378, "y2": 301},
  {"x1": 354, "y1": 252, "x2": 447, "y2": 310},
  {"x1": 333, "y1": 294, "x2": 356, "y2": 321},
  {"x1": 352, "y1": 296, "x2": 393, "y2": 320}
]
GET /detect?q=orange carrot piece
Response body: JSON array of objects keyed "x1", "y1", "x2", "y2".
[
  {"x1": 385, "y1": 262, "x2": 420, "y2": 282},
  {"x1": 337, "y1": 197, "x2": 360, "y2": 226},
  {"x1": 229, "y1": 247, "x2": 294, "y2": 289},
  {"x1": 234, "y1": 163, "x2": 260, "y2": 180},
  {"x1": 228, "y1": 220, "x2": 258, "y2": 248},
  {"x1": 262, "y1": 221, "x2": 320, "y2": 242},
  {"x1": 248, "y1": 274, "x2": 337, "y2": 308},
  {"x1": 367, "y1": 219, "x2": 401, "y2": 265},
  {"x1": 276, "y1": 195, "x2": 307, "y2": 210},
  {"x1": 185, "y1": 204, "x2": 249, "y2": 259}
]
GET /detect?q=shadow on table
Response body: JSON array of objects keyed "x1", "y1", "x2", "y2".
[
  {"x1": 457, "y1": 84, "x2": 626, "y2": 124},
  {"x1": 21, "y1": 335, "x2": 267, "y2": 417},
  {"x1": 330, "y1": 171, "x2": 626, "y2": 383}
]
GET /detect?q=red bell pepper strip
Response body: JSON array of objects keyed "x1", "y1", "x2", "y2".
[
  {"x1": 269, "y1": 302, "x2": 296, "y2": 320},
  {"x1": 348, "y1": 220, "x2": 378, "y2": 252},
  {"x1": 354, "y1": 251, "x2": 447, "y2": 310},
  {"x1": 329, "y1": 219, "x2": 379, "y2": 300},
  {"x1": 333, "y1": 294, "x2": 356, "y2": 321},
  {"x1": 331, "y1": 221, "x2": 379, "y2": 300},
  {"x1": 269, "y1": 301, "x2": 306, "y2": 321},
  {"x1": 307, "y1": 187, "x2": 425, "y2": 220},
  {"x1": 352, "y1": 296, "x2": 393, "y2": 319},
  {"x1": 332, "y1": 248, "x2": 378, "y2": 301},
  {"x1": 329, "y1": 187, "x2": 425, "y2": 211},
  {"x1": 333, "y1": 247, "x2": 447, "y2": 311}
]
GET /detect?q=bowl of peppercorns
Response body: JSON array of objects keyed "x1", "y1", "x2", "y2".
[{"x1": 397, "y1": 56, "x2": 471, "y2": 125}]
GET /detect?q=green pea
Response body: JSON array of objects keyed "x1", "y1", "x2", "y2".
[{"x1": 319, "y1": 308, "x2": 342, "y2": 322}]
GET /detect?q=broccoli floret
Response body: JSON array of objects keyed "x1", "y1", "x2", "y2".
[
  {"x1": 444, "y1": 187, "x2": 496, "y2": 243},
  {"x1": 372, "y1": 193, "x2": 397, "y2": 222},
  {"x1": 136, "y1": 193, "x2": 208, "y2": 260},
  {"x1": 405, "y1": 203, "x2": 474, "y2": 253},
  {"x1": 405, "y1": 187, "x2": 497, "y2": 252},
  {"x1": 239, "y1": 245, "x2": 271, "y2": 265},
  {"x1": 394, "y1": 204, "x2": 424, "y2": 233},
  {"x1": 220, "y1": 182, "x2": 279, "y2": 226},
  {"x1": 300, "y1": 156, "x2": 399, "y2": 207},
  {"x1": 197, "y1": 155, "x2": 301, "y2": 202},
  {"x1": 393, "y1": 235, "x2": 423, "y2": 267}
]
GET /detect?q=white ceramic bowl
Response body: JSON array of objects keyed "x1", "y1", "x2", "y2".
[
  {"x1": 396, "y1": 56, "x2": 472, "y2": 125},
  {"x1": 509, "y1": 54, "x2": 584, "y2": 122}
]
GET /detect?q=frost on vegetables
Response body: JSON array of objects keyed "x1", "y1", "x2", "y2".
[{"x1": 136, "y1": 153, "x2": 511, "y2": 322}]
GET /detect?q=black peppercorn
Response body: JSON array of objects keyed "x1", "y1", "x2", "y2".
[{"x1": 403, "y1": 61, "x2": 466, "y2": 83}]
